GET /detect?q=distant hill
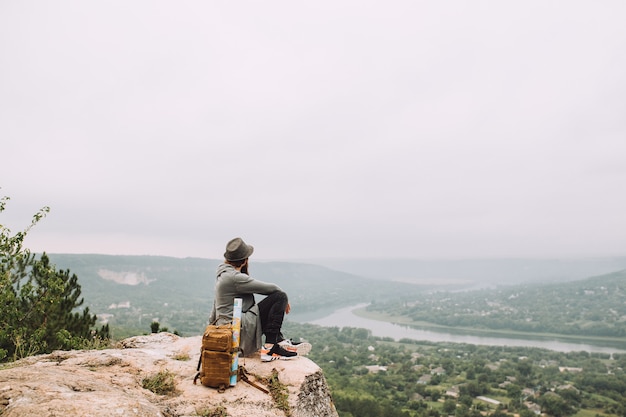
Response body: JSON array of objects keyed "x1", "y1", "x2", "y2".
[
  {"x1": 366, "y1": 268, "x2": 626, "y2": 339},
  {"x1": 317, "y1": 257, "x2": 626, "y2": 287},
  {"x1": 46, "y1": 254, "x2": 430, "y2": 338}
]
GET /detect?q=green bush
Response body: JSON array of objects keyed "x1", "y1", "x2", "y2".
[{"x1": 0, "y1": 194, "x2": 108, "y2": 362}]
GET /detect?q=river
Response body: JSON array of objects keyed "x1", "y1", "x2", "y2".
[{"x1": 305, "y1": 304, "x2": 626, "y2": 354}]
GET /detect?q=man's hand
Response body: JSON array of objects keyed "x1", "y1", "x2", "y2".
[{"x1": 285, "y1": 302, "x2": 291, "y2": 314}]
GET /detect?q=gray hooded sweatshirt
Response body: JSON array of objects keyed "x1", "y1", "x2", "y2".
[{"x1": 209, "y1": 263, "x2": 283, "y2": 357}]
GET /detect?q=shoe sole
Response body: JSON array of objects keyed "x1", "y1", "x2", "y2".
[
  {"x1": 260, "y1": 354, "x2": 294, "y2": 362},
  {"x1": 281, "y1": 342, "x2": 312, "y2": 356}
]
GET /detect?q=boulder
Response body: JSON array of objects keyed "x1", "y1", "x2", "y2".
[{"x1": 0, "y1": 333, "x2": 337, "y2": 417}]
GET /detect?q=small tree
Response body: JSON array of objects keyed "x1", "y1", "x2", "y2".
[
  {"x1": 443, "y1": 398, "x2": 458, "y2": 414},
  {"x1": 150, "y1": 321, "x2": 160, "y2": 333},
  {"x1": 0, "y1": 194, "x2": 107, "y2": 361},
  {"x1": 538, "y1": 392, "x2": 575, "y2": 417}
]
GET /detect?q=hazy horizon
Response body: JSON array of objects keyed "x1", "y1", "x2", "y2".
[{"x1": 45, "y1": 252, "x2": 626, "y2": 287}]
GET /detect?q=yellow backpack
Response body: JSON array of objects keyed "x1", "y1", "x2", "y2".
[{"x1": 194, "y1": 324, "x2": 237, "y2": 392}]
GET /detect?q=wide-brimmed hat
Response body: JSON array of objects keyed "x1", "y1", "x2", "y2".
[{"x1": 224, "y1": 237, "x2": 254, "y2": 261}]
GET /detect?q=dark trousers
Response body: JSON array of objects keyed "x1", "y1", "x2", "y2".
[{"x1": 257, "y1": 290, "x2": 288, "y2": 344}]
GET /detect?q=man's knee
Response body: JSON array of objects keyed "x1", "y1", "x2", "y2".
[
  {"x1": 274, "y1": 290, "x2": 288, "y2": 303},
  {"x1": 264, "y1": 290, "x2": 287, "y2": 305},
  {"x1": 259, "y1": 290, "x2": 288, "y2": 311}
]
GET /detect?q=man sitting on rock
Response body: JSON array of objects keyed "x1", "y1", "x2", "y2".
[{"x1": 209, "y1": 237, "x2": 311, "y2": 361}]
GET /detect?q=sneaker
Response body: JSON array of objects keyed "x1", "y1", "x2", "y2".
[
  {"x1": 279, "y1": 339, "x2": 312, "y2": 356},
  {"x1": 260, "y1": 353, "x2": 279, "y2": 362},
  {"x1": 260, "y1": 343, "x2": 297, "y2": 361}
]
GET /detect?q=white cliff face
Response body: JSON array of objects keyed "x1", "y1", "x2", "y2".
[{"x1": 0, "y1": 333, "x2": 338, "y2": 417}]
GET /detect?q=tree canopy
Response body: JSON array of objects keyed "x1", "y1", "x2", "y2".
[{"x1": 0, "y1": 194, "x2": 108, "y2": 362}]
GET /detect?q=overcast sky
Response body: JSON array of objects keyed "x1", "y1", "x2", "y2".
[{"x1": 1, "y1": 1, "x2": 625, "y2": 261}]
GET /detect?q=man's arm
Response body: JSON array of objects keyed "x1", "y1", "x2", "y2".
[{"x1": 234, "y1": 273, "x2": 282, "y2": 295}]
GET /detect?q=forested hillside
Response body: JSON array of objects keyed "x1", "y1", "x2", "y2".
[
  {"x1": 366, "y1": 270, "x2": 626, "y2": 338},
  {"x1": 46, "y1": 254, "x2": 626, "y2": 341},
  {"x1": 46, "y1": 254, "x2": 428, "y2": 337}
]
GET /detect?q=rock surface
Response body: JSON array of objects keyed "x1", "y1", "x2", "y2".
[{"x1": 0, "y1": 333, "x2": 337, "y2": 417}]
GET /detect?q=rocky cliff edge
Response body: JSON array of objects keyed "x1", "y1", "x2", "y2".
[{"x1": 0, "y1": 333, "x2": 338, "y2": 417}]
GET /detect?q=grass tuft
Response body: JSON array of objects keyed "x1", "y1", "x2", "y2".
[
  {"x1": 171, "y1": 351, "x2": 191, "y2": 361},
  {"x1": 266, "y1": 368, "x2": 291, "y2": 416},
  {"x1": 141, "y1": 369, "x2": 177, "y2": 395}
]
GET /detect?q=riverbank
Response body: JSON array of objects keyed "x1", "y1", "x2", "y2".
[{"x1": 353, "y1": 305, "x2": 626, "y2": 350}]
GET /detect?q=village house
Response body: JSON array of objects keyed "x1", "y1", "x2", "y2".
[
  {"x1": 445, "y1": 386, "x2": 460, "y2": 398},
  {"x1": 539, "y1": 359, "x2": 558, "y2": 368},
  {"x1": 558, "y1": 366, "x2": 583, "y2": 373},
  {"x1": 431, "y1": 366, "x2": 446, "y2": 375},
  {"x1": 418, "y1": 374, "x2": 432, "y2": 384},
  {"x1": 477, "y1": 396, "x2": 501, "y2": 405},
  {"x1": 524, "y1": 402, "x2": 542, "y2": 415},
  {"x1": 498, "y1": 380, "x2": 512, "y2": 389},
  {"x1": 522, "y1": 388, "x2": 536, "y2": 399},
  {"x1": 365, "y1": 365, "x2": 387, "y2": 374},
  {"x1": 557, "y1": 384, "x2": 580, "y2": 393}
]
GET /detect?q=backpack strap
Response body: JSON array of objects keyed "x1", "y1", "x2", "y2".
[{"x1": 238, "y1": 366, "x2": 269, "y2": 394}]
